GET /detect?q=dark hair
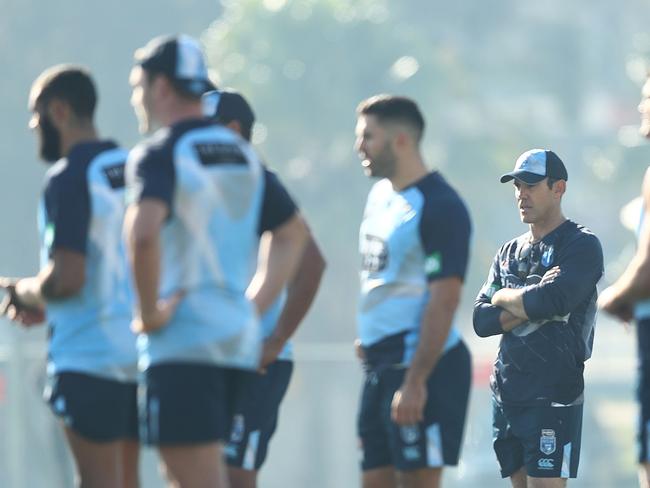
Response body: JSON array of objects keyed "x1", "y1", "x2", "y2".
[
  {"x1": 546, "y1": 177, "x2": 558, "y2": 189},
  {"x1": 356, "y1": 94, "x2": 425, "y2": 142},
  {"x1": 29, "y1": 65, "x2": 97, "y2": 118},
  {"x1": 143, "y1": 69, "x2": 204, "y2": 101}
]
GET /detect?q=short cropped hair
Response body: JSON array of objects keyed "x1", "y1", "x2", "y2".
[
  {"x1": 29, "y1": 64, "x2": 97, "y2": 118},
  {"x1": 356, "y1": 95, "x2": 425, "y2": 142}
]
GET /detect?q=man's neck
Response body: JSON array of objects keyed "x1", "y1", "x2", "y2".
[
  {"x1": 389, "y1": 154, "x2": 428, "y2": 191},
  {"x1": 529, "y1": 211, "x2": 567, "y2": 242},
  {"x1": 61, "y1": 125, "x2": 99, "y2": 157},
  {"x1": 161, "y1": 102, "x2": 203, "y2": 128}
]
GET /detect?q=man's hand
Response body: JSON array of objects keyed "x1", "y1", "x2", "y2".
[
  {"x1": 391, "y1": 379, "x2": 427, "y2": 426},
  {"x1": 0, "y1": 278, "x2": 45, "y2": 327},
  {"x1": 540, "y1": 266, "x2": 561, "y2": 285},
  {"x1": 259, "y1": 335, "x2": 285, "y2": 372},
  {"x1": 354, "y1": 338, "x2": 366, "y2": 362},
  {"x1": 132, "y1": 291, "x2": 185, "y2": 334},
  {"x1": 599, "y1": 285, "x2": 635, "y2": 323}
]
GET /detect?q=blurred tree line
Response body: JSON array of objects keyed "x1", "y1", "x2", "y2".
[{"x1": 203, "y1": 0, "x2": 650, "y2": 342}]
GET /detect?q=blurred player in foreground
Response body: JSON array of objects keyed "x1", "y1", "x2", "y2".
[
  {"x1": 202, "y1": 88, "x2": 326, "y2": 488},
  {"x1": 1, "y1": 65, "x2": 139, "y2": 487}
]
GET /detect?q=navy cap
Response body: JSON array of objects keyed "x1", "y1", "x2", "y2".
[
  {"x1": 202, "y1": 89, "x2": 255, "y2": 140},
  {"x1": 135, "y1": 34, "x2": 214, "y2": 97},
  {"x1": 500, "y1": 149, "x2": 568, "y2": 184}
]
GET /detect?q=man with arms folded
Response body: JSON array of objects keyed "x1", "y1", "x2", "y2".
[{"x1": 474, "y1": 149, "x2": 603, "y2": 488}]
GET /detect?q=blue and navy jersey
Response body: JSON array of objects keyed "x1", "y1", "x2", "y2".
[
  {"x1": 358, "y1": 172, "x2": 471, "y2": 369},
  {"x1": 473, "y1": 220, "x2": 603, "y2": 407},
  {"x1": 126, "y1": 118, "x2": 296, "y2": 370},
  {"x1": 39, "y1": 140, "x2": 137, "y2": 381}
]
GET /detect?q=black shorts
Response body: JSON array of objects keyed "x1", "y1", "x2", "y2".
[
  {"x1": 637, "y1": 318, "x2": 650, "y2": 463},
  {"x1": 44, "y1": 371, "x2": 138, "y2": 442},
  {"x1": 493, "y1": 399, "x2": 583, "y2": 478},
  {"x1": 224, "y1": 360, "x2": 293, "y2": 470},
  {"x1": 139, "y1": 362, "x2": 229, "y2": 446},
  {"x1": 358, "y1": 341, "x2": 471, "y2": 471}
]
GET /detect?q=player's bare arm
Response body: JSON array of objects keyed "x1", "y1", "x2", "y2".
[
  {"x1": 125, "y1": 198, "x2": 183, "y2": 333},
  {"x1": 599, "y1": 168, "x2": 650, "y2": 320},
  {"x1": 391, "y1": 276, "x2": 462, "y2": 425},
  {"x1": 247, "y1": 213, "x2": 308, "y2": 316},
  {"x1": 259, "y1": 232, "x2": 325, "y2": 369}
]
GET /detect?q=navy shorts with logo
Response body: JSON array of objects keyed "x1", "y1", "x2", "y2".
[
  {"x1": 493, "y1": 399, "x2": 583, "y2": 478},
  {"x1": 637, "y1": 318, "x2": 650, "y2": 463},
  {"x1": 358, "y1": 341, "x2": 471, "y2": 471},
  {"x1": 139, "y1": 362, "x2": 229, "y2": 446},
  {"x1": 44, "y1": 371, "x2": 138, "y2": 442},
  {"x1": 224, "y1": 359, "x2": 293, "y2": 470}
]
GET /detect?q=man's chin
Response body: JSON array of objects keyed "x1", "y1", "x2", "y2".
[{"x1": 640, "y1": 122, "x2": 650, "y2": 139}]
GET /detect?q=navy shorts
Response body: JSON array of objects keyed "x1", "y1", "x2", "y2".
[
  {"x1": 44, "y1": 371, "x2": 138, "y2": 442},
  {"x1": 139, "y1": 362, "x2": 229, "y2": 446},
  {"x1": 493, "y1": 399, "x2": 583, "y2": 478},
  {"x1": 637, "y1": 318, "x2": 650, "y2": 463},
  {"x1": 224, "y1": 360, "x2": 293, "y2": 470},
  {"x1": 358, "y1": 341, "x2": 471, "y2": 471}
]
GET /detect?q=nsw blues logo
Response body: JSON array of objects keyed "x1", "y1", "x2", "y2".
[
  {"x1": 400, "y1": 425, "x2": 420, "y2": 444},
  {"x1": 539, "y1": 429, "x2": 556, "y2": 455},
  {"x1": 541, "y1": 245, "x2": 554, "y2": 267}
]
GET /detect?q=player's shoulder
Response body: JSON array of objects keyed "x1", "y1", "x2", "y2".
[
  {"x1": 46, "y1": 140, "x2": 118, "y2": 188},
  {"x1": 563, "y1": 220, "x2": 599, "y2": 242},
  {"x1": 560, "y1": 220, "x2": 602, "y2": 254},
  {"x1": 416, "y1": 172, "x2": 469, "y2": 219},
  {"x1": 497, "y1": 232, "x2": 528, "y2": 257},
  {"x1": 129, "y1": 126, "x2": 174, "y2": 167}
]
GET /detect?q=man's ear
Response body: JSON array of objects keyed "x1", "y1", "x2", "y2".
[
  {"x1": 225, "y1": 120, "x2": 243, "y2": 137},
  {"x1": 394, "y1": 131, "x2": 409, "y2": 147},
  {"x1": 554, "y1": 179, "x2": 567, "y2": 198},
  {"x1": 150, "y1": 74, "x2": 172, "y2": 101},
  {"x1": 46, "y1": 98, "x2": 71, "y2": 129}
]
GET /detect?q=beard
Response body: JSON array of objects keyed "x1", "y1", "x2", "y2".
[
  {"x1": 38, "y1": 115, "x2": 62, "y2": 162},
  {"x1": 364, "y1": 143, "x2": 396, "y2": 179}
]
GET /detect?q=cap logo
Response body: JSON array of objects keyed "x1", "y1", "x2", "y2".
[{"x1": 515, "y1": 149, "x2": 546, "y2": 176}]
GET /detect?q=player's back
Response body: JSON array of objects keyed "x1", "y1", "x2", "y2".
[{"x1": 127, "y1": 119, "x2": 265, "y2": 370}]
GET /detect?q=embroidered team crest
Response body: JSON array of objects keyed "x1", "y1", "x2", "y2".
[
  {"x1": 230, "y1": 414, "x2": 245, "y2": 443},
  {"x1": 400, "y1": 425, "x2": 420, "y2": 444},
  {"x1": 541, "y1": 245, "x2": 554, "y2": 267},
  {"x1": 539, "y1": 429, "x2": 556, "y2": 455}
]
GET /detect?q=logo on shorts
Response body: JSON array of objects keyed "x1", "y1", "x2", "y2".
[
  {"x1": 538, "y1": 458, "x2": 554, "y2": 470},
  {"x1": 539, "y1": 429, "x2": 556, "y2": 455},
  {"x1": 402, "y1": 446, "x2": 421, "y2": 461},
  {"x1": 400, "y1": 425, "x2": 420, "y2": 444},
  {"x1": 230, "y1": 414, "x2": 245, "y2": 444}
]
